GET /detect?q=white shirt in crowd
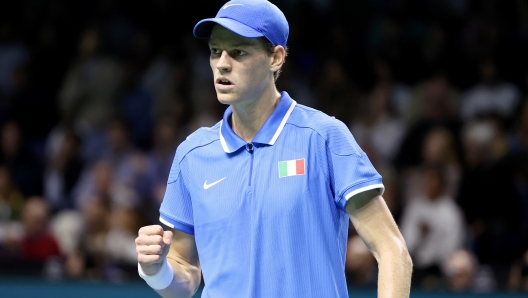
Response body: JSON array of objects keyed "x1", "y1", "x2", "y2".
[
  {"x1": 461, "y1": 82, "x2": 521, "y2": 121},
  {"x1": 400, "y1": 195, "x2": 465, "y2": 272}
]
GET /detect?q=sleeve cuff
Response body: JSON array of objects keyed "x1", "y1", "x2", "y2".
[
  {"x1": 344, "y1": 183, "x2": 385, "y2": 201},
  {"x1": 337, "y1": 179, "x2": 385, "y2": 210},
  {"x1": 159, "y1": 214, "x2": 195, "y2": 235}
]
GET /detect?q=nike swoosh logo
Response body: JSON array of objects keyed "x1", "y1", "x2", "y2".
[
  {"x1": 203, "y1": 177, "x2": 227, "y2": 189},
  {"x1": 223, "y1": 4, "x2": 243, "y2": 9}
]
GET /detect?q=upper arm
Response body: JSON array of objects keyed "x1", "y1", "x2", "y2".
[{"x1": 345, "y1": 190, "x2": 408, "y2": 260}]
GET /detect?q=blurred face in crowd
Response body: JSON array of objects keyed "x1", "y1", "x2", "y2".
[
  {"x1": 79, "y1": 28, "x2": 100, "y2": 58},
  {"x1": 154, "y1": 118, "x2": 177, "y2": 150},
  {"x1": 1, "y1": 121, "x2": 21, "y2": 157},
  {"x1": 209, "y1": 25, "x2": 279, "y2": 105},
  {"x1": 422, "y1": 128, "x2": 455, "y2": 164},
  {"x1": 107, "y1": 120, "x2": 129, "y2": 152},
  {"x1": 479, "y1": 60, "x2": 496, "y2": 85},
  {"x1": 109, "y1": 208, "x2": 139, "y2": 234},
  {"x1": 60, "y1": 132, "x2": 81, "y2": 159},
  {"x1": 322, "y1": 58, "x2": 346, "y2": 87},
  {"x1": 0, "y1": 166, "x2": 13, "y2": 194},
  {"x1": 447, "y1": 250, "x2": 475, "y2": 291},
  {"x1": 462, "y1": 121, "x2": 497, "y2": 166},
  {"x1": 22, "y1": 198, "x2": 49, "y2": 237},
  {"x1": 424, "y1": 169, "x2": 444, "y2": 200},
  {"x1": 93, "y1": 161, "x2": 113, "y2": 194},
  {"x1": 82, "y1": 197, "x2": 109, "y2": 232},
  {"x1": 368, "y1": 84, "x2": 391, "y2": 118}
]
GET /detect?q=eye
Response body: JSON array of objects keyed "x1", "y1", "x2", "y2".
[
  {"x1": 210, "y1": 48, "x2": 221, "y2": 56},
  {"x1": 233, "y1": 50, "x2": 245, "y2": 56}
]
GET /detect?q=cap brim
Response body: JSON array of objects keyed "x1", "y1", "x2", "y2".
[{"x1": 193, "y1": 18, "x2": 264, "y2": 39}]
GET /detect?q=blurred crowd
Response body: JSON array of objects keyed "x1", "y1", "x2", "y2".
[{"x1": 0, "y1": 0, "x2": 528, "y2": 293}]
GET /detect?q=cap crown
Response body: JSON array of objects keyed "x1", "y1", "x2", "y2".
[{"x1": 215, "y1": 0, "x2": 288, "y2": 47}]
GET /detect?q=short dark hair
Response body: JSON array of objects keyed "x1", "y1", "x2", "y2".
[{"x1": 257, "y1": 37, "x2": 288, "y2": 81}]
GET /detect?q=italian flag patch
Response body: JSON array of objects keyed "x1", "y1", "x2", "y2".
[{"x1": 278, "y1": 159, "x2": 305, "y2": 178}]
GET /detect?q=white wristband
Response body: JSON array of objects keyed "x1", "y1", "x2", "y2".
[{"x1": 138, "y1": 259, "x2": 174, "y2": 290}]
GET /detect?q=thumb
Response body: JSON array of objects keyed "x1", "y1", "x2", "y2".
[{"x1": 161, "y1": 230, "x2": 173, "y2": 258}]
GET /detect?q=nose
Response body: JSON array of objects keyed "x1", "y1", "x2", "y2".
[{"x1": 216, "y1": 51, "x2": 231, "y2": 73}]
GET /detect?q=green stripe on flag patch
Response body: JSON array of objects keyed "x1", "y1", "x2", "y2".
[{"x1": 279, "y1": 161, "x2": 288, "y2": 178}]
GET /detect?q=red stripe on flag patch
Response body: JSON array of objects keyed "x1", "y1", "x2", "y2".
[{"x1": 296, "y1": 159, "x2": 305, "y2": 175}]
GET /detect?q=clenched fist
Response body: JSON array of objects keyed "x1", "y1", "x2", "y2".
[{"x1": 136, "y1": 225, "x2": 173, "y2": 275}]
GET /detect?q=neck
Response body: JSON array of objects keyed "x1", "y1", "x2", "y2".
[{"x1": 230, "y1": 86, "x2": 281, "y2": 142}]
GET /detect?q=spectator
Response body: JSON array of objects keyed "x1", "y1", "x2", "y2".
[
  {"x1": 370, "y1": 57, "x2": 411, "y2": 119},
  {"x1": 105, "y1": 207, "x2": 139, "y2": 264},
  {"x1": 461, "y1": 59, "x2": 521, "y2": 125},
  {"x1": 445, "y1": 249, "x2": 497, "y2": 292},
  {"x1": 57, "y1": 26, "x2": 125, "y2": 131},
  {"x1": 0, "y1": 165, "x2": 24, "y2": 221},
  {"x1": 509, "y1": 98, "x2": 528, "y2": 153},
  {"x1": 49, "y1": 210, "x2": 83, "y2": 258},
  {"x1": 0, "y1": 22, "x2": 30, "y2": 105},
  {"x1": 446, "y1": 249, "x2": 477, "y2": 291},
  {"x1": 0, "y1": 165, "x2": 24, "y2": 262},
  {"x1": 0, "y1": 121, "x2": 42, "y2": 196},
  {"x1": 76, "y1": 196, "x2": 110, "y2": 279},
  {"x1": 350, "y1": 82, "x2": 406, "y2": 167},
  {"x1": 19, "y1": 197, "x2": 61, "y2": 263},
  {"x1": 315, "y1": 57, "x2": 361, "y2": 124},
  {"x1": 142, "y1": 116, "x2": 180, "y2": 223},
  {"x1": 401, "y1": 166, "x2": 465, "y2": 286},
  {"x1": 73, "y1": 160, "x2": 140, "y2": 210},
  {"x1": 1, "y1": 197, "x2": 61, "y2": 268},
  {"x1": 43, "y1": 130, "x2": 84, "y2": 213},
  {"x1": 99, "y1": 119, "x2": 146, "y2": 189},
  {"x1": 403, "y1": 127, "x2": 462, "y2": 201},
  {"x1": 456, "y1": 120, "x2": 523, "y2": 287},
  {"x1": 508, "y1": 250, "x2": 528, "y2": 291},
  {"x1": 394, "y1": 72, "x2": 462, "y2": 172}
]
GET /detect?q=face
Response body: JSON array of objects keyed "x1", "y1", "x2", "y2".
[{"x1": 209, "y1": 25, "x2": 274, "y2": 105}]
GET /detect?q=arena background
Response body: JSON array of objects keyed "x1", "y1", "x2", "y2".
[{"x1": 0, "y1": 0, "x2": 527, "y2": 296}]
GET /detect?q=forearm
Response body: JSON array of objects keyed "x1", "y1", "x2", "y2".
[
  {"x1": 376, "y1": 246, "x2": 412, "y2": 298},
  {"x1": 346, "y1": 193, "x2": 412, "y2": 298},
  {"x1": 150, "y1": 257, "x2": 201, "y2": 298}
]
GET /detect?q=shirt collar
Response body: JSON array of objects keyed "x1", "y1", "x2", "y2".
[{"x1": 219, "y1": 91, "x2": 297, "y2": 153}]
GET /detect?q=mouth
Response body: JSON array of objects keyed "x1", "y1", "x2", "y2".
[{"x1": 216, "y1": 77, "x2": 233, "y2": 86}]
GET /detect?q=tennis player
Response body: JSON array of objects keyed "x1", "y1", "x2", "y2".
[{"x1": 135, "y1": 1, "x2": 412, "y2": 297}]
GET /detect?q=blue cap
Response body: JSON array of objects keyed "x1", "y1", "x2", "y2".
[{"x1": 193, "y1": 0, "x2": 289, "y2": 47}]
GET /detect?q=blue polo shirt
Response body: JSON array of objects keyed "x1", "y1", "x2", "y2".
[{"x1": 159, "y1": 92, "x2": 384, "y2": 298}]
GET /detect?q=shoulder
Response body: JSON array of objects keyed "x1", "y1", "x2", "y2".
[
  {"x1": 288, "y1": 104, "x2": 362, "y2": 156},
  {"x1": 174, "y1": 121, "x2": 221, "y2": 163}
]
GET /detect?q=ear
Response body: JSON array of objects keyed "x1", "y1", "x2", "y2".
[{"x1": 270, "y1": 45, "x2": 286, "y2": 73}]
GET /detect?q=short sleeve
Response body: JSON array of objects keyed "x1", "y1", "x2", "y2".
[
  {"x1": 326, "y1": 121, "x2": 384, "y2": 210},
  {"x1": 159, "y1": 157, "x2": 194, "y2": 235}
]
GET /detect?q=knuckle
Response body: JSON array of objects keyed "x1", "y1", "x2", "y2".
[
  {"x1": 154, "y1": 225, "x2": 163, "y2": 235},
  {"x1": 138, "y1": 227, "x2": 148, "y2": 236},
  {"x1": 153, "y1": 235, "x2": 163, "y2": 244},
  {"x1": 153, "y1": 245, "x2": 162, "y2": 254}
]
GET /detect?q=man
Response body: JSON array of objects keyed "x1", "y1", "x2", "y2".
[{"x1": 135, "y1": 1, "x2": 412, "y2": 297}]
